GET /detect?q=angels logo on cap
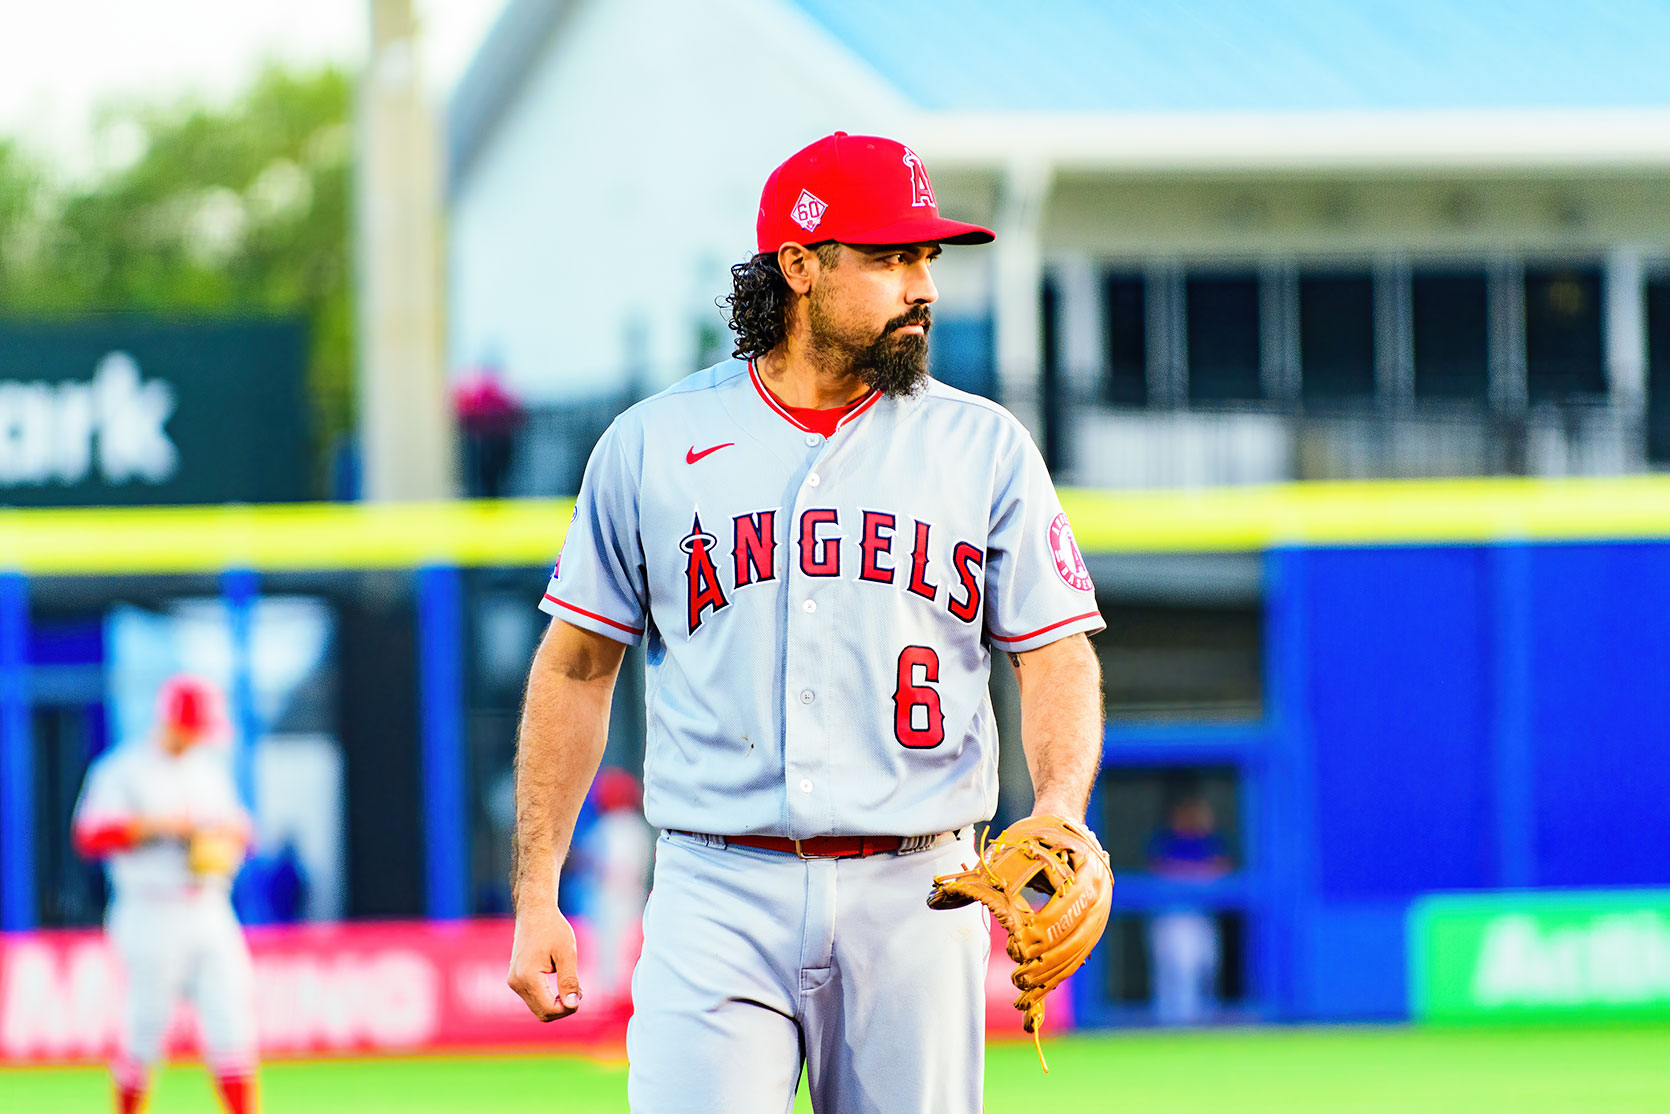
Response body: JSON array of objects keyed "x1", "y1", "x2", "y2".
[
  {"x1": 756, "y1": 132, "x2": 994, "y2": 253},
  {"x1": 901, "y1": 147, "x2": 935, "y2": 208}
]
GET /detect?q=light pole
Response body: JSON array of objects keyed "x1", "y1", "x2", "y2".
[{"x1": 355, "y1": 0, "x2": 453, "y2": 501}]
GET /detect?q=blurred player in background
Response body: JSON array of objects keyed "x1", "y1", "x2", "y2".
[
  {"x1": 1146, "y1": 792, "x2": 1232, "y2": 1025},
  {"x1": 73, "y1": 675, "x2": 259, "y2": 1114},
  {"x1": 578, "y1": 768, "x2": 654, "y2": 1006}
]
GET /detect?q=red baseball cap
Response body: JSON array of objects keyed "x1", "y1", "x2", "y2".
[
  {"x1": 158, "y1": 675, "x2": 223, "y2": 741},
  {"x1": 756, "y1": 132, "x2": 995, "y2": 254},
  {"x1": 592, "y1": 767, "x2": 643, "y2": 813}
]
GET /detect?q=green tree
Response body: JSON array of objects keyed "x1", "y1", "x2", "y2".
[
  {"x1": 1, "y1": 66, "x2": 355, "y2": 493},
  {"x1": 0, "y1": 140, "x2": 43, "y2": 301}
]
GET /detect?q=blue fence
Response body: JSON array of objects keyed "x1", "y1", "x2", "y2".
[
  {"x1": 1080, "y1": 541, "x2": 1670, "y2": 1023},
  {"x1": 5, "y1": 535, "x2": 1670, "y2": 1021}
]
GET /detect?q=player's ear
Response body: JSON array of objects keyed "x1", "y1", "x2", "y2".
[{"x1": 777, "y1": 242, "x2": 818, "y2": 296}]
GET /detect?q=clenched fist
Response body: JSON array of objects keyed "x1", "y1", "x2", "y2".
[{"x1": 507, "y1": 902, "x2": 584, "y2": 1021}]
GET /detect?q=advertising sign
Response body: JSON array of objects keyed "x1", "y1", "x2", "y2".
[
  {"x1": 0, "y1": 320, "x2": 309, "y2": 505},
  {"x1": 2, "y1": 916, "x2": 1056, "y2": 1063},
  {"x1": 1410, "y1": 889, "x2": 1670, "y2": 1022},
  {"x1": 0, "y1": 920, "x2": 619, "y2": 1063}
]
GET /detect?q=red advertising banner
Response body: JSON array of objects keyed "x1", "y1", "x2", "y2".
[{"x1": 1, "y1": 917, "x2": 1065, "y2": 1064}]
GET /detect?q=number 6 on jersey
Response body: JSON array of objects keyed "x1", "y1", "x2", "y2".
[{"x1": 893, "y1": 645, "x2": 945, "y2": 748}]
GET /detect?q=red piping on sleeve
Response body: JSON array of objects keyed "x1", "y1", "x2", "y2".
[
  {"x1": 988, "y1": 611, "x2": 1104, "y2": 645},
  {"x1": 544, "y1": 595, "x2": 645, "y2": 636}
]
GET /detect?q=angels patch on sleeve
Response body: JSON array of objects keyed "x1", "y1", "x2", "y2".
[{"x1": 1048, "y1": 512, "x2": 1094, "y2": 592}]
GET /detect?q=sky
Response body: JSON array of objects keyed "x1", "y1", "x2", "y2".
[{"x1": 0, "y1": 0, "x2": 507, "y2": 174}]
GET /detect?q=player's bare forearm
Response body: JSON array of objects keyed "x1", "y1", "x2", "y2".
[
  {"x1": 508, "y1": 618, "x2": 626, "y2": 1021},
  {"x1": 509, "y1": 618, "x2": 626, "y2": 912},
  {"x1": 1010, "y1": 632, "x2": 1104, "y2": 821}
]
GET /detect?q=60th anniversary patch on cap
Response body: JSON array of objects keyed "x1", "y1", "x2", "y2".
[{"x1": 756, "y1": 132, "x2": 994, "y2": 253}]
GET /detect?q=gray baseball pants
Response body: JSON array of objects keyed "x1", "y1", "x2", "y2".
[{"x1": 625, "y1": 829, "x2": 988, "y2": 1114}]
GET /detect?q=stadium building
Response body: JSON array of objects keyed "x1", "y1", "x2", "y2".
[{"x1": 446, "y1": 0, "x2": 1670, "y2": 491}]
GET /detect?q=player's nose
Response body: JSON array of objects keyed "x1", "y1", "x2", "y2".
[{"x1": 906, "y1": 260, "x2": 938, "y2": 305}]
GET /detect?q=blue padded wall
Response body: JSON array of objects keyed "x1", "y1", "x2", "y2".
[
  {"x1": 1527, "y1": 543, "x2": 1670, "y2": 887},
  {"x1": 1303, "y1": 547, "x2": 1496, "y2": 899}
]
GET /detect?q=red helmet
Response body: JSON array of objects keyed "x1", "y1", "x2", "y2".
[
  {"x1": 157, "y1": 675, "x2": 224, "y2": 742},
  {"x1": 592, "y1": 767, "x2": 643, "y2": 813}
]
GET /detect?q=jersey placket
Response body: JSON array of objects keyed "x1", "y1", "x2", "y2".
[
  {"x1": 742, "y1": 360, "x2": 887, "y2": 837},
  {"x1": 782, "y1": 428, "x2": 836, "y2": 837}
]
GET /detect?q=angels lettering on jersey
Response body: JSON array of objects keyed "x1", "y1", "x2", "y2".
[{"x1": 679, "y1": 507, "x2": 982, "y2": 636}]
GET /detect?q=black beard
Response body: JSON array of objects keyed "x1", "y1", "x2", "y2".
[
  {"x1": 855, "y1": 331, "x2": 929, "y2": 398},
  {"x1": 806, "y1": 294, "x2": 932, "y2": 398}
]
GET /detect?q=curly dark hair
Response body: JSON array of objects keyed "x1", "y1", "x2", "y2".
[{"x1": 723, "y1": 244, "x2": 842, "y2": 360}]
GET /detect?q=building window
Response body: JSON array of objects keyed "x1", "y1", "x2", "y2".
[
  {"x1": 1040, "y1": 276, "x2": 1064, "y2": 469},
  {"x1": 1649, "y1": 278, "x2": 1670, "y2": 463},
  {"x1": 1298, "y1": 272, "x2": 1375, "y2": 404},
  {"x1": 1524, "y1": 266, "x2": 1605, "y2": 402},
  {"x1": 1411, "y1": 269, "x2": 1489, "y2": 402},
  {"x1": 1103, "y1": 272, "x2": 1148, "y2": 406},
  {"x1": 928, "y1": 316, "x2": 996, "y2": 399},
  {"x1": 1186, "y1": 273, "x2": 1263, "y2": 404}
]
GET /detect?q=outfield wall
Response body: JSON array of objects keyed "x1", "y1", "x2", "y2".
[
  {"x1": 1250, "y1": 540, "x2": 1670, "y2": 1022},
  {"x1": 5, "y1": 476, "x2": 1670, "y2": 1026}
]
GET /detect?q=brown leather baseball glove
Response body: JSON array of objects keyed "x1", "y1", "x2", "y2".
[
  {"x1": 188, "y1": 830, "x2": 245, "y2": 879},
  {"x1": 927, "y1": 814, "x2": 1114, "y2": 1069}
]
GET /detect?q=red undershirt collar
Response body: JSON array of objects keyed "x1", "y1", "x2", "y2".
[
  {"x1": 779, "y1": 397, "x2": 866, "y2": 436},
  {"x1": 749, "y1": 360, "x2": 881, "y2": 436}
]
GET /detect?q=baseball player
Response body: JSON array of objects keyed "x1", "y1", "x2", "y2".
[
  {"x1": 73, "y1": 675, "x2": 259, "y2": 1114},
  {"x1": 507, "y1": 132, "x2": 1107, "y2": 1113}
]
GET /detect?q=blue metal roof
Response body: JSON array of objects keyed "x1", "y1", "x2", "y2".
[{"x1": 786, "y1": 0, "x2": 1670, "y2": 112}]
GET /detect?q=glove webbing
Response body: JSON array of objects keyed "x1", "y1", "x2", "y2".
[{"x1": 975, "y1": 825, "x2": 1052, "y2": 1073}]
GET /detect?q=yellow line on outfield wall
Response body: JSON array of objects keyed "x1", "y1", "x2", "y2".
[
  {"x1": 2, "y1": 475, "x2": 1670, "y2": 575},
  {"x1": 1061, "y1": 475, "x2": 1670, "y2": 552},
  {"x1": 0, "y1": 500, "x2": 574, "y2": 575}
]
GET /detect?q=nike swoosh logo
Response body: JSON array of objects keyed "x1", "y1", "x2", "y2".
[{"x1": 686, "y1": 442, "x2": 735, "y2": 464}]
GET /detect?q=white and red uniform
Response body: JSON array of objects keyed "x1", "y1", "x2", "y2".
[{"x1": 73, "y1": 736, "x2": 257, "y2": 1107}]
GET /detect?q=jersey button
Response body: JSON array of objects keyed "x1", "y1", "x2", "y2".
[
  {"x1": 807, "y1": 472, "x2": 821, "y2": 487},
  {"x1": 804, "y1": 434, "x2": 821, "y2": 447},
  {"x1": 799, "y1": 689, "x2": 815, "y2": 704},
  {"x1": 802, "y1": 600, "x2": 816, "y2": 613},
  {"x1": 799, "y1": 779, "x2": 814, "y2": 793}
]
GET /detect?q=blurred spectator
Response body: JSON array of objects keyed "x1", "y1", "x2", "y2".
[
  {"x1": 576, "y1": 767, "x2": 654, "y2": 1005},
  {"x1": 453, "y1": 363, "x2": 524, "y2": 497},
  {"x1": 1146, "y1": 793, "x2": 1232, "y2": 1025},
  {"x1": 233, "y1": 838, "x2": 310, "y2": 925},
  {"x1": 266, "y1": 840, "x2": 310, "y2": 923}
]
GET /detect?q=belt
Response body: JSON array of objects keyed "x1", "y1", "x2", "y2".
[{"x1": 674, "y1": 831, "x2": 951, "y2": 860}]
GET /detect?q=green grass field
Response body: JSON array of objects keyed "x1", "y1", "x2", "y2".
[{"x1": 5, "y1": 1025, "x2": 1668, "y2": 1113}]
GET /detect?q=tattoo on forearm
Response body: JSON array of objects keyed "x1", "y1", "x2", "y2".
[{"x1": 1009, "y1": 653, "x2": 1021, "y2": 669}]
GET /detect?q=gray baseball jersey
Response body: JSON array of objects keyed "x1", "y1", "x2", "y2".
[
  {"x1": 540, "y1": 357, "x2": 1103, "y2": 839},
  {"x1": 74, "y1": 743, "x2": 247, "y2": 899}
]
